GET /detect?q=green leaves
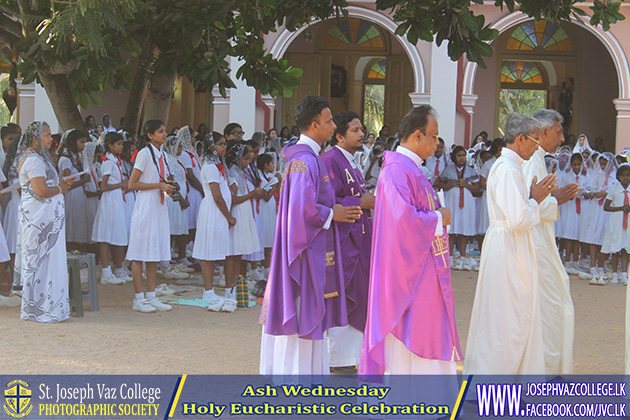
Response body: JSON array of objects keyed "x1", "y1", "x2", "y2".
[{"x1": 377, "y1": 0, "x2": 623, "y2": 68}]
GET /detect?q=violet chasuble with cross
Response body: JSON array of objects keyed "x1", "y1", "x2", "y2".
[
  {"x1": 359, "y1": 151, "x2": 462, "y2": 376},
  {"x1": 260, "y1": 144, "x2": 347, "y2": 340}
]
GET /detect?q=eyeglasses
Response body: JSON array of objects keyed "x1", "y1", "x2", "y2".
[
  {"x1": 230, "y1": 131, "x2": 244, "y2": 136},
  {"x1": 525, "y1": 134, "x2": 540, "y2": 145},
  {"x1": 421, "y1": 130, "x2": 439, "y2": 140}
]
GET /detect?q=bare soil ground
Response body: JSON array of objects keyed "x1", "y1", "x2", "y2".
[{"x1": 0, "y1": 269, "x2": 624, "y2": 375}]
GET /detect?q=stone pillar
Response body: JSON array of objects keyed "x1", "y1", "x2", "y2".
[
  {"x1": 614, "y1": 98, "x2": 630, "y2": 153},
  {"x1": 408, "y1": 93, "x2": 431, "y2": 106},
  {"x1": 261, "y1": 94, "x2": 276, "y2": 133}
]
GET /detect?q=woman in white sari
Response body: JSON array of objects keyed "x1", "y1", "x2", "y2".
[{"x1": 15, "y1": 122, "x2": 75, "y2": 323}]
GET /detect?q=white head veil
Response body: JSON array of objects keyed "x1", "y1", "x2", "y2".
[{"x1": 13, "y1": 121, "x2": 58, "y2": 182}]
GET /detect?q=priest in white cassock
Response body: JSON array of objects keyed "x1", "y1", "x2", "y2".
[
  {"x1": 464, "y1": 113, "x2": 557, "y2": 375},
  {"x1": 523, "y1": 109, "x2": 579, "y2": 375}
]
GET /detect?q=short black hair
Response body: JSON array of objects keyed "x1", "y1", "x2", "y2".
[
  {"x1": 333, "y1": 111, "x2": 361, "y2": 138},
  {"x1": 224, "y1": 122, "x2": 242, "y2": 137},
  {"x1": 617, "y1": 164, "x2": 630, "y2": 182},
  {"x1": 398, "y1": 105, "x2": 437, "y2": 143},
  {"x1": 489, "y1": 138, "x2": 505, "y2": 155},
  {"x1": 257, "y1": 153, "x2": 273, "y2": 170},
  {"x1": 437, "y1": 137, "x2": 445, "y2": 145},
  {"x1": 295, "y1": 96, "x2": 331, "y2": 131},
  {"x1": 0, "y1": 123, "x2": 20, "y2": 140},
  {"x1": 246, "y1": 139, "x2": 260, "y2": 150}
]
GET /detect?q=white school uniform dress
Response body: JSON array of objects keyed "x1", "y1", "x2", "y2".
[
  {"x1": 126, "y1": 144, "x2": 171, "y2": 262},
  {"x1": 243, "y1": 167, "x2": 265, "y2": 262},
  {"x1": 84, "y1": 166, "x2": 99, "y2": 245},
  {"x1": 3, "y1": 177, "x2": 19, "y2": 254},
  {"x1": 601, "y1": 183, "x2": 630, "y2": 254},
  {"x1": 192, "y1": 162, "x2": 232, "y2": 261},
  {"x1": 0, "y1": 169, "x2": 11, "y2": 263},
  {"x1": 558, "y1": 171, "x2": 588, "y2": 241},
  {"x1": 425, "y1": 154, "x2": 447, "y2": 185},
  {"x1": 122, "y1": 160, "x2": 136, "y2": 238},
  {"x1": 166, "y1": 153, "x2": 188, "y2": 236},
  {"x1": 441, "y1": 164, "x2": 479, "y2": 236},
  {"x1": 476, "y1": 157, "x2": 496, "y2": 235},
  {"x1": 227, "y1": 166, "x2": 260, "y2": 256},
  {"x1": 58, "y1": 155, "x2": 90, "y2": 243},
  {"x1": 178, "y1": 151, "x2": 202, "y2": 230},
  {"x1": 258, "y1": 170, "x2": 278, "y2": 248},
  {"x1": 91, "y1": 153, "x2": 129, "y2": 246},
  {"x1": 580, "y1": 172, "x2": 615, "y2": 246}
]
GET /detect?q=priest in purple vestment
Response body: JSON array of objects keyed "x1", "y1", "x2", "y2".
[
  {"x1": 321, "y1": 111, "x2": 375, "y2": 373},
  {"x1": 360, "y1": 105, "x2": 462, "y2": 376},
  {"x1": 259, "y1": 96, "x2": 363, "y2": 377}
]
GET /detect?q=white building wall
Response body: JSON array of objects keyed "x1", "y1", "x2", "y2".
[
  {"x1": 429, "y1": 44, "x2": 458, "y2": 145},
  {"x1": 229, "y1": 58, "x2": 257, "y2": 137}
]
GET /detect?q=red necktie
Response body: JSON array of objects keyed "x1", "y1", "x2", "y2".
[
  {"x1": 159, "y1": 155, "x2": 165, "y2": 204},
  {"x1": 115, "y1": 157, "x2": 127, "y2": 203},
  {"x1": 434, "y1": 161, "x2": 439, "y2": 178},
  {"x1": 458, "y1": 167, "x2": 464, "y2": 209},
  {"x1": 575, "y1": 175, "x2": 580, "y2": 215},
  {"x1": 624, "y1": 190, "x2": 629, "y2": 230}
]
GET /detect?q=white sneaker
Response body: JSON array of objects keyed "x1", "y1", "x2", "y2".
[
  {"x1": 463, "y1": 260, "x2": 474, "y2": 271},
  {"x1": 207, "y1": 296, "x2": 225, "y2": 312},
  {"x1": 123, "y1": 266, "x2": 133, "y2": 277},
  {"x1": 565, "y1": 264, "x2": 580, "y2": 275},
  {"x1": 589, "y1": 276, "x2": 599, "y2": 285},
  {"x1": 598, "y1": 275, "x2": 608, "y2": 286},
  {"x1": 158, "y1": 267, "x2": 190, "y2": 280},
  {"x1": 221, "y1": 297, "x2": 237, "y2": 313},
  {"x1": 172, "y1": 263, "x2": 194, "y2": 273},
  {"x1": 117, "y1": 271, "x2": 133, "y2": 282},
  {"x1": 609, "y1": 273, "x2": 619, "y2": 285},
  {"x1": 452, "y1": 259, "x2": 463, "y2": 270},
  {"x1": 133, "y1": 299, "x2": 156, "y2": 313},
  {"x1": 468, "y1": 258, "x2": 480, "y2": 271},
  {"x1": 146, "y1": 297, "x2": 172, "y2": 311},
  {"x1": 101, "y1": 274, "x2": 125, "y2": 285},
  {"x1": 578, "y1": 271, "x2": 592, "y2": 280}
]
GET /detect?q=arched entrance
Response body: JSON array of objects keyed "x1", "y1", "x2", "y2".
[
  {"x1": 464, "y1": 12, "x2": 630, "y2": 152},
  {"x1": 268, "y1": 6, "x2": 425, "y2": 134}
]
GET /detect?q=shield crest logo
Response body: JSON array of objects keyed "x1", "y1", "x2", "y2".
[{"x1": 4, "y1": 380, "x2": 32, "y2": 418}]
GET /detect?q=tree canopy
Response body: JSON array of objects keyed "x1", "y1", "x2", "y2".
[{"x1": 0, "y1": 0, "x2": 625, "y2": 132}]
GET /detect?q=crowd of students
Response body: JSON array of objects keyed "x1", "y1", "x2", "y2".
[{"x1": 3, "y1": 107, "x2": 624, "y2": 324}]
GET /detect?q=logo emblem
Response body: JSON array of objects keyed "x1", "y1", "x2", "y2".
[{"x1": 4, "y1": 380, "x2": 32, "y2": 418}]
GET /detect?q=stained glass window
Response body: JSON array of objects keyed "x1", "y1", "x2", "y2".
[
  {"x1": 323, "y1": 18, "x2": 385, "y2": 49},
  {"x1": 367, "y1": 59, "x2": 386, "y2": 79},
  {"x1": 501, "y1": 61, "x2": 544, "y2": 84},
  {"x1": 506, "y1": 20, "x2": 572, "y2": 51}
]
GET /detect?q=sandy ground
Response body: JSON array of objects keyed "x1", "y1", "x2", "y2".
[{"x1": 0, "y1": 268, "x2": 625, "y2": 375}]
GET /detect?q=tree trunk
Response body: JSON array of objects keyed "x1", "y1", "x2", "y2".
[
  {"x1": 36, "y1": 70, "x2": 86, "y2": 132},
  {"x1": 122, "y1": 38, "x2": 155, "y2": 140},
  {"x1": 143, "y1": 72, "x2": 176, "y2": 126}
]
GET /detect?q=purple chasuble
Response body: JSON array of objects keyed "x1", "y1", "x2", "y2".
[
  {"x1": 260, "y1": 144, "x2": 347, "y2": 340},
  {"x1": 321, "y1": 147, "x2": 372, "y2": 332},
  {"x1": 359, "y1": 151, "x2": 462, "y2": 376}
]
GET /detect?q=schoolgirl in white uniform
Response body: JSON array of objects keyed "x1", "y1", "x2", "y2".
[
  {"x1": 558, "y1": 152, "x2": 588, "y2": 273},
  {"x1": 243, "y1": 140, "x2": 266, "y2": 281},
  {"x1": 163, "y1": 135, "x2": 190, "y2": 266},
  {"x1": 127, "y1": 120, "x2": 175, "y2": 313},
  {"x1": 92, "y1": 132, "x2": 129, "y2": 285},
  {"x1": 176, "y1": 126, "x2": 203, "y2": 249},
  {"x1": 193, "y1": 132, "x2": 235, "y2": 312},
  {"x1": 436, "y1": 145, "x2": 480, "y2": 271},
  {"x1": 224, "y1": 142, "x2": 263, "y2": 311},
  {"x1": 57, "y1": 129, "x2": 91, "y2": 250},
  {"x1": 255, "y1": 152, "x2": 280, "y2": 288},
  {"x1": 598, "y1": 163, "x2": 630, "y2": 285}
]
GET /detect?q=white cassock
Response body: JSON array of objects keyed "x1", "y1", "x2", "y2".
[
  {"x1": 522, "y1": 147, "x2": 575, "y2": 375},
  {"x1": 464, "y1": 147, "x2": 545, "y2": 375}
]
